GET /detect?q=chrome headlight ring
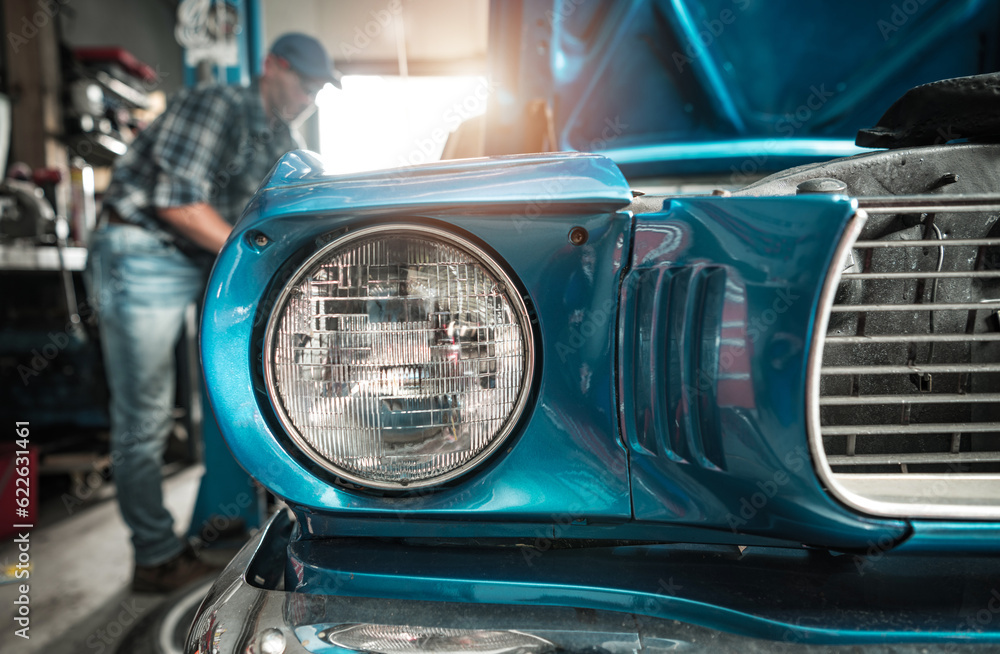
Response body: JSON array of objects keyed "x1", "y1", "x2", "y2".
[{"x1": 263, "y1": 223, "x2": 535, "y2": 490}]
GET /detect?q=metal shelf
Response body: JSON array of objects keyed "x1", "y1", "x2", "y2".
[{"x1": 0, "y1": 244, "x2": 88, "y2": 271}]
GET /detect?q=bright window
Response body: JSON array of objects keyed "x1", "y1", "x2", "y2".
[{"x1": 315, "y1": 75, "x2": 489, "y2": 175}]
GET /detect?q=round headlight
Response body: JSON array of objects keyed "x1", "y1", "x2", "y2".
[{"x1": 264, "y1": 224, "x2": 534, "y2": 489}]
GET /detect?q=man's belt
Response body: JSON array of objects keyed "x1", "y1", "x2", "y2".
[
  {"x1": 106, "y1": 208, "x2": 130, "y2": 226},
  {"x1": 100, "y1": 207, "x2": 216, "y2": 267}
]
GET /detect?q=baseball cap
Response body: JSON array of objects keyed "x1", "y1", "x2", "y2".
[{"x1": 270, "y1": 32, "x2": 342, "y2": 89}]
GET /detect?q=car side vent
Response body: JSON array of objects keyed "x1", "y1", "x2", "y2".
[
  {"x1": 810, "y1": 198, "x2": 1000, "y2": 519},
  {"x1": 622, "y1": 264, "x2": 727, "y2": 471}
]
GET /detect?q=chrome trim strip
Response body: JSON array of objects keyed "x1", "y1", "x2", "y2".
[
  {"x1": 842, "y1": 270, "x2": 1000, "y2": 279},
  {"x1": 853, "y1": 238, "x2": 1000, "y2": 248},
  {"x1": 856, "y1": 195, "x2": 1000, "y2": 213},
  {"x1": 807, "y1": 210, "x2": 867, "y2": 511},
  {"x1": 262, "y1": 223, "x2": 536, "y2": 491},
  {"x1": 822, "y1": 422, "x2": 1000, "y2": 435},
  {"x1": 830, "y1": 302, "x2": 1000, "y2": 312},
  {"x1": 820, "y1": 393, "x2": 1000, "y2": 406},
  {"x1": 821, "y1": 363, "x2": 1000, "y2": 374},
  {"x1": 828, "y1": 452, "x2": 1000, "y2": 466},
  {"x1": 825, "y1": 333, "x2": 1000, "y2": 344}
]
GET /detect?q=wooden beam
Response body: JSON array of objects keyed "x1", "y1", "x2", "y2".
[
  {"x1": 336, "y1": 57, "x2": 488, "y2": 76},
  {"x1": 3, "y1": 0, "x2": 66, "y2": 171}
]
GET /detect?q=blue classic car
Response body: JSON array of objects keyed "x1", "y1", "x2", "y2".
[{"x1": 187, "y1": 1, "x2": 1000, "y2": 652}]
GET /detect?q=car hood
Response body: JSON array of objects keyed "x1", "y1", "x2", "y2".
[{"x1": 485, "y1": 0, "x2": 1000, "y2": 176}]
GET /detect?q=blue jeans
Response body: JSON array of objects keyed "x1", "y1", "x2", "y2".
[{"x1": 85, "y1": 224, "x2": 208, "y2": 566}]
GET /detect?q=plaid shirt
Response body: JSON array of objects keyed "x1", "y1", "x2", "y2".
[{"x1": 104, "y1": 80, "x2": 300, "y2": 241}]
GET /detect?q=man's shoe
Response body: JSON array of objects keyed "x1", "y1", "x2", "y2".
[{"x1": 132, "y1": 547, "x2": 219, "y2": 593}]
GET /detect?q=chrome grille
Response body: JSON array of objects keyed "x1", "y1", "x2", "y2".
[{"x1": 809, "y1": 197, "x2": 1000, "y2": 518}]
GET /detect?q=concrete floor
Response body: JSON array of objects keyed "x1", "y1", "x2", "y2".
[{"x1": 0, "y1": 464, "x2": 215, "y2": 653}]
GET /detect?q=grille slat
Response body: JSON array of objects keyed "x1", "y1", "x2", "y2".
[
  {"x1": 822, "y1": 422, "x2": 1000, "y2": 435},
  {"x1": 822, "y1": 363, "x2": 1000, "y2": 374},
  {"x1": 827, "y1": 452, "x2": 1000, "y2": 465},
  {"x1": 853, "y1": 238, "x2": 1000, "y2": 248},
  {"x1": 831, "y1": 302, "x2": 1000, "y2": 312},
  {"x1": 821, "y1": 393, "x2": 1000, "y2": 405},
  {"x1": 843, "y1": 271, "x2": 1000, "y2": 279},
  {"x1": 856, "y1": 194, "x2": 1000, "y2": 213},
  {"x1": 826, "y1": 334, "x2": 1000, "y2": 344}
]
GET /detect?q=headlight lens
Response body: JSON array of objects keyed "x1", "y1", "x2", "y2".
[{"x1": 264, "y1": 224, "x2": 534, "y2": 489}]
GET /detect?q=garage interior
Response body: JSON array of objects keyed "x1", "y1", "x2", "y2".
[
  {"x1": 3, "y1": 0, "x2": 1000, "y2": 652},
  {"x1": 0, "y1": 1, "x2": 489, "y2": 651}
]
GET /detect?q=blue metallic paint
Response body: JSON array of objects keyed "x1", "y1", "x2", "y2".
[
  {"x1": 203, "y1": 151, "x2": 635, "y2": 521},
  {"x1": 189, "y1": 0, "x2": 1000, "y2": 646},
  {"x1": 604, "y1": 138, "x2": 866, "y2": 178},
  {"x1": 255, "y1": 150, "x2": 634, "y2": 209},
  {"x1": 199, "y1": 151, "x2": 1000, "y2": 649},
  {"x1": 189, "y1": 512, "x2": 1000, "y2": 652},
  {"x1": 895, "y1": 522, "x2": 1000, "y2": 553},
  {"x1": 491, "y1": 0, "x2": 999, "y2": 175},
  {"x1": 285, "y1": 534, "x2": 1000, "y2": 645},
  {"x1": 621, "y1": 197, "x2": 907, "y2": 548},
  {"x1": 205, "y1": 150, "x2": 908, "y2": 548}
]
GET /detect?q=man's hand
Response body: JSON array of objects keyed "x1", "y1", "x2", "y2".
[{"x1": 156, "y1": 203, "x2": 233, "y2": 254}]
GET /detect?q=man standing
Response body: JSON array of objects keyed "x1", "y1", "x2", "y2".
[{"x1": 87, "y1": 33, "x2": 339, "y2": 593}]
